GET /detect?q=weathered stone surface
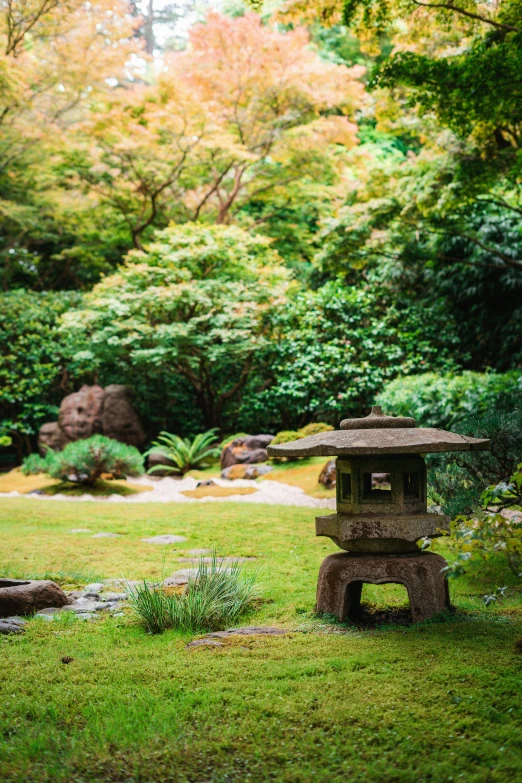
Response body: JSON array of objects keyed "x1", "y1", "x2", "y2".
[
  {"x1": 205, "y1": 626, "x2": 287, "y2": 637},
  {"x1": 316, "y1": 551, "x2": 450, "y2": 624},
  {"x1": 318, "y1": 459, "x2": 336, "y2": 489},
  {"x1": 38, "y1": 384, "x2": 145, "y2": 452},
  {"x1": 220, "y1": 435, "x2": 274, "y2": 470},
  {"x1": 0, "y1": 579, "x2": 69, "y2": 617},
  {"x1": 0, "y1": 619, "x2": 25, "y2": 635},
  {"x1": 267, "y1": 407, "x2": 490, "y2": 458},
  {"x1": 59, "y1": 384, "x2": 105, "y2": 442},
  {"x1": 142, "y1": 534, "x2": 187, "y2": 545},
  {"x1": 186, "y1": 639, "x2": 224, "y2": 648},
  {"x1": 38, "y1": 422, "x2": 69, "y2": 455},
  {"x1": 92, "y1": 532, "x2": 120, "y2": 539},
  {"x1": 315, "y1": 511, "x2": 449, "y2": 553},
  {"x1": 221, "y1": 464, "x2": 273, "y2": 480},
  {"x1": 188, "y1": 548, "x2": 213, "y2": 555},
  {"x1": 101, "y1": 384, "x2": 146, "y2": 448}
]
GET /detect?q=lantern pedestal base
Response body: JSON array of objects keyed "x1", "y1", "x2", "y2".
[{"x1": 316, "y1": 551, "x2": 450, "y2": 624}]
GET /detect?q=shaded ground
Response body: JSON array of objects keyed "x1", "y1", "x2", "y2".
[{"x1": 0, "y1": 498, "x2": 521, "y2": 783}]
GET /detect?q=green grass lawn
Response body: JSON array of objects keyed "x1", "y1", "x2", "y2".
[{"x1": 1, "y1": 497, "x2": 522, "y2": 783}]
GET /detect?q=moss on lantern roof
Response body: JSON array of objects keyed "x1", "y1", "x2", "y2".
[{"x1": 266, "y1": 407, "x2": 490, "y2": 458}]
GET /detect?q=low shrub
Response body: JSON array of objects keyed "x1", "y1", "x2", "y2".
[
  {"x1": 270, "y1": 422, "x2": 334, "y2": 461},
  {"x1": 22, "y1": 435, "x2": 144, "y2": 486},
  {"x1": 377, "y1": 371, "x2": 522, "y2": 429},
  {"x1": 126, "y1": 554, "x2": 258, "y2": 634}
]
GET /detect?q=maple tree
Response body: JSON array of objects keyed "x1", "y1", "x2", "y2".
[{"x1": 67, "y1": 11, "x2": 364, "y2": 248}]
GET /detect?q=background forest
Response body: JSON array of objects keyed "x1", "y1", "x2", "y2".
[{"x1": 1, "y1": 0, "x2": 521, "y2": 460}]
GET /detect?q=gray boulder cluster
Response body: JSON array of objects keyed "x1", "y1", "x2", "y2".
[
  {"x1": 0, "y1": 577, "x2": 129, "y2": 634},
  {"x1": 220, "y1": 434, "x2": 274, "y2": 478},
  {"x1": 38, "y1": 384, "x2": 145, "y2": 454}
]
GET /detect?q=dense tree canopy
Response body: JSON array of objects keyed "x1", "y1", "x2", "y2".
[{"x1": 0, "y1": 0, "x2": 521, "y2": 455}]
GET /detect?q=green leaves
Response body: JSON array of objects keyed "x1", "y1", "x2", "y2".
[
  {"x1": 22, "y1": 435, "x2": 145, "y2": 486},
  {"x1": 145, "y1": 429, "x2": 220, "y2": 475}
]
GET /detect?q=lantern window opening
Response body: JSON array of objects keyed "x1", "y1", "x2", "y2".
[{"x1": 362, "y1": 472, "x2": 392, "y2": 501}]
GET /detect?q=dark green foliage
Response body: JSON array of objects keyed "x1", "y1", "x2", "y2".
[
  {"x1": 22, "y1": 436, "x2": 144, "y2": 486},
  {"x1": 0, "y1": 289, "x2": 82, "y2": 460},
  {"x1": 239, "y1": 279, "x2": 459, "y2": 431},
  {"x1": 145, "y1": 430, "x2": 220, "y2": 475},
  {"x1": 429, "y1": 409, "x2": 522, "y2": 517},
  {"x1": 377, "y1": 371, "x2": 522, "y2": 429},
  {"x1": 126, "y1": 554, "x2": 258, "y2": 634}
]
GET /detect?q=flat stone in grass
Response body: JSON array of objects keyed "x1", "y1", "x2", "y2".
[
  {"x1": 92, "y1": 532, "x2": 121, "y2": 538},
  {"x1": 141, "y1": 535, "x2": 187, "y2": 545},
  {"x1": 186, "y1": 626, "x2": 287, "y2": 648},
  {"x1": 187, "y1": 548, "x2": 213, "y2": 555},
  {"x1": 177, "y1": 556, "x2": 257, "y2": 564},
  {"x1": 70, "y1": 528, "x2": 92, "y2": 533},
  {"x1": 83, "y1": 583, "x2": 105, "y2": 594},
  {"x1": 0, "y1": 618, "x2": 26, "y2": 635}
]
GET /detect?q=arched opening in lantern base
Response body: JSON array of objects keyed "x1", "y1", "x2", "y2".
[{"x1": 342, "y1": 580, "x2": 413, "y2": 626}]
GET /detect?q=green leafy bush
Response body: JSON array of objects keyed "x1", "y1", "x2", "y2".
[
  {"x1": 377, "y1": 371, "x2": 522, "y2": 430},
  {"x1": 445, "y1": 463, "x2": 522, "y2": 584},
  {"x1": 298, "y1": 423, "x2": 334, "y2": 437},
  {"x1": 429, "y1": 409, "x2": 522, "y2": 519},
  {"x1": 126, "y1": 554, "x2": 258, "y2": 634},
  {"x1": 22, "y1": 436, "x2": 144, "y2": 486},
  {"x1": 146, "y1": 429, "x2": 220, "y2": 475}
]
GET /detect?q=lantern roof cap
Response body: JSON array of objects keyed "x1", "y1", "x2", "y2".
[
  {"x1": 266, "y1": 406, "x2": 490, "y2": 458},
  {"x1": 340, "y1": 406, "x2": 415, "y2": 430}
]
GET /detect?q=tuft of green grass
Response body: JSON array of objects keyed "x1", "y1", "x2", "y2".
[{"x1": 126, "y1": 553, "x2": 258, "y2": 633}]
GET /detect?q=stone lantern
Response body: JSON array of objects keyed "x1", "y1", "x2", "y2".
[{"x1": 267, "y1": 406, "x2": 490, "y2": 623}]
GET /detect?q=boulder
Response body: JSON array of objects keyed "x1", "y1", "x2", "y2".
[
  {"x1": 319, "y1": 459, "x2": 336, "y2": 489},
  {"x1": 101, "y1": 384, "x2": 146, "y2": 448},
  {"x1": 221, "y1": 464, "x2": 273, "y2": 480},
  {"x1": 38, "y1": 422, "x2": 69, "y2": 455},
  {"x1": 220, "y1": 434, "x2": 274, "y2": 470},
  {"x1": 58, "y1": 384, "x2": 105, "y2": 442},
  {"x1": 38, "y1": 384, "x2": 145, "y2": 453},
  {"x1": 0, "y1": 579, "x2": 70, "y2": 617}
]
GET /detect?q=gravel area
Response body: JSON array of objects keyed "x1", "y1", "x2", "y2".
[{"x1": 0, "y1": 475, "x2": 335, "y2": 509}]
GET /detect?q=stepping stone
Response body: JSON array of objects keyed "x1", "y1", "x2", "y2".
[
  {"x1": 0, "y1": 620, "x2": 25, "y2": 634},
  {"x1": 83, "y1": 583, "x2": 105, "y2": 594},
  {"x1": 92, "y1": 532, "x2": 120, "y2": 538},
  {"x1": 186, "y1": 639, "x2": 224, "y2": 648},
  {"x1": 70, "y1": 528, "x2": 92, "y2": 533},
  {"x1": 186, "y1": 626, "x2": 287, "y2": 648},
  {"x1": 187, "y1": 548, "x2": 213, "y2": 555},
  {"x1": 35, "y1": 607, "x2": 62, "y2": 616},
  {"x1": 205, "y1": 626, "x2": 287, "y2": 638},
  {"x1": 141, "y1": 535, "x2": 187, "y2": 545},
  {"x1": 176, "y1": 556, "x2": 256, "y2": 564}
]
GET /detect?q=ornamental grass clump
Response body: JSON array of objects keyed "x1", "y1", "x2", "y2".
[
  {"x1": 22, "y1": 435, "x2": 144, "y2": 486},
  {"x1": 126, "y1": 554, "x2": 258, "y2": 634}
]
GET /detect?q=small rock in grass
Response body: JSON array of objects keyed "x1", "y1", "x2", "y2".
[
  {"x1": 0, "y1": 620, "x2": 25, "y2": 635},
  {"x1": 141, "y1": 535, "x2": 187, "y2": 545},
  {"x1": 100, "y1": 592, "x2": 127, "y2": 602},
  {"x1": 35, "y1": 607, "x2": 62, "y2": 616},
  {"x1": 206, "y1": 626, "x2": 286, "y2": 638},
  {"x1": 63, "y1": 600, "x2": 106, "y2": 613},
  {"x1": 70, "y1": 528, "x2": 92, "y2": 534},
  {"x1": 187, "y1": 548, "x2": 213, "y2": 555},
  {"x1": 92, "y1": 532, "x2": 120, "y2": 539},
  {"x1": 186, "y1": 639, "x2": 225, "y2": 649},
  {"x1": 5, "y1": 616, "x2": 26, "y2": 625},
  {"x1": 83, "y1": 583, "x2": 105, "y2": 594}
]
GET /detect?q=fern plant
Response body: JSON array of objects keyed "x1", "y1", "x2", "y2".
[{"x1": 146, "y1": 429, "x2": 220, "y2": 475}]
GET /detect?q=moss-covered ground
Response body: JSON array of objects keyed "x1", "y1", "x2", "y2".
[{"x1": 1, "y1": 497, "x2": 522, "y2": 783}]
